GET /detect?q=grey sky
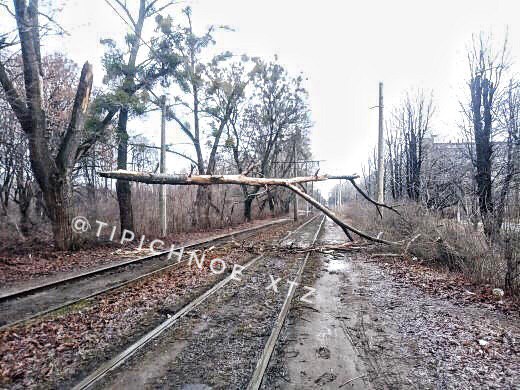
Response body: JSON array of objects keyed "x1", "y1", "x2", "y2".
[{"x1": 8, "y1": 0, "x2": 520, "y2": 196}]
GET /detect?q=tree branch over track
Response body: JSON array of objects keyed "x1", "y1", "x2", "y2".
[{"x1": 99, "y1": 170, "x2": 402, "y2": 245}]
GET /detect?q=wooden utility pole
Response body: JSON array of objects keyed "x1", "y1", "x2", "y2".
[
  {"x1": 159, "y1": 95, "x2": 167, "y2": 237},
  {"x1": 377, "y1": 82, "x2": 385, "y2": 205}
]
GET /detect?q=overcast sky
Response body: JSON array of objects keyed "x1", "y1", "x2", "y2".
[{"x1": 12, "y1": 0, "x2": 520, "y2": 196}]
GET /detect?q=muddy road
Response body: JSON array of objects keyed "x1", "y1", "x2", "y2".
[{"x1": 264, "y1": 219, "x2": 520, "y2": 389}]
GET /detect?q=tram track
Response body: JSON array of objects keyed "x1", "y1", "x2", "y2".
[
  {"x1": 72, "y1": 215, "x2": 324, "y2": 390},
  {"x1": 0, "y1": 218, "x2": 289, "y2": 331}
]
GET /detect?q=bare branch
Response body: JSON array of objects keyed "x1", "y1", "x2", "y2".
[
  {"x1": 347, "y1": 178, "x2": 401, "y2": 217},
  {"x1": 56, "y1": 62, "x2": 93, "y2": 171},
  {"x1": 0, "y1": 60, "x2": 30, "y2": 131}
]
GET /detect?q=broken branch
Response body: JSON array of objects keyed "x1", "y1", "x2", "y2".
[
  {"x1": 347, "y1": 178, "x2": 401, "y2": 218},
  {"x1": 98, "y1": 170, "x2": 359, "y2": 186},
  {"x1": 98, "y1": 170, "x2": 402, "y2": 246}
]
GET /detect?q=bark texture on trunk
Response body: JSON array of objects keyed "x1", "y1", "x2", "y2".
[
  {"x1": 244, "y1": 196, "x2": 253, "y2": 221},
  {"x1": 471, "y1": 76, "x2": 498, "y2": 239},
  {"x1": 116, "y1": 107, "x2": 134, "y2": 232},
  {"x1": 45, "y1": 175, "x2": 74, "y2": 250},
  {"x1": 16, "y1": 178, "x2": 33, "y2": 235},
  {"x1": 194, "y1": 185, "x2": 211, "y2": 228}
]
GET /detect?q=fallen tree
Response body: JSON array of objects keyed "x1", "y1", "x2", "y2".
[{"x1": 99, "y1": 170, "x2": 402, "y2": 245}]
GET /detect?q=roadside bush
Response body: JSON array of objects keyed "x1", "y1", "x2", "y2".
[{"x1": 345, "y1": 201, "x2": 520, "y2": 296}]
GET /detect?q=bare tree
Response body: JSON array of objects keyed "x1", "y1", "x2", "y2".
[
  {"x1": 385, "y1": 125, "x2": 405, "y2": 200},
  {"x1": 0, "y1": 1, "x2": 106, "y2": 249},
  {"x1": 462, "y1": 33, "x2": 509, "y2": 239},
  {"x1": 161, "y1": 8, "x2": 246, "y2": 227},
  {"x1": 99, "y1": 0, "x2": 179, "y2": 233},
  {"x1": 227, "y1": 58, "x2": 311, "y2": 220},
  {"x1": 394, "y1": 90, "x2": 434, "y2": 201}
]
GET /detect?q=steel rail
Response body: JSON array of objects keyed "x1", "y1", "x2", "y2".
[
  {"x1": 0, "y1": 219, "x2": 289, "y2": 331},
  {"x1": 0, "y1": 218, "x2": 288, "y2": 302},
  {"x1": 72, "y1": 214, "x2": 321, "y2": 390},
  {"x1": 247, "y1": 215, "x2": 326, "y2": 390}
]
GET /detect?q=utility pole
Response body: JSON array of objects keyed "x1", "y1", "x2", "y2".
[
  {"x1": 338, "y1": 179, "x2": 342, "y2": 208},
  {"x1": 305, "y1": 161, "x2": 310, "y2": 215},
  {"x1": 159, "y1": 95, "x2": 167, "y2": 237},
  {"x1": 377, "y1": 82, "x2": 385, "y2": 205},
  {"x1": 292, "y1": 132, "x2": 298, "y2": 221}
]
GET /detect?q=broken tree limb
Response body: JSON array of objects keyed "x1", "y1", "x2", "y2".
[
  {"x1": 285, "y1": 184, "x2": 399, "y2": 245},
  {"x1": 99, "y1": 170, "x2": 401, "y2": 246},
  {"x1": 98, "y1": 170, "x2": 359, "y2": 186},
  {"x1": 347, "y1": 178, "x2": 401, "y2": 218},
  {"x1": 370, "y1": 233, "x2": 422, "y2": 259}
]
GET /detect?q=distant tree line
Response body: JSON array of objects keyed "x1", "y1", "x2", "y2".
[{"x1": 360, "y1": 33, "x2": 519, "y2": 286}]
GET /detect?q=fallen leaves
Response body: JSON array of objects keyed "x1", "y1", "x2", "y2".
[
  {"x1": 365, "y1": 255, "x2": 520, "y2": 313},
  {"x1": 0, "y1": 218, "x2": 280, "y2": 288},
  {"x1": 0, "y1": 222, "x2": 294, "y2": 389}
]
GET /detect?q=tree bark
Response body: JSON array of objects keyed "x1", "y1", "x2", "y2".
[
  {"x1": 15, "y1": 176, "x2": 32, "y2": 235},
  {"x1": 194, "y1": 185, "x2": 211, "y2": 228},
  {"x1": 45, "y1": 176, "x2": 74, "y2": 250},
  {"x1": 268, "y1": 190, "x2": 275, "y2": 217},
  {"x1": 99, "y1": 171, "x2": 358, "y2": 186},
  {"x1": 116, "y1": 107, "x2": 134, "y2": 232},
  {"x1": 244, "y1": 195, "x2": 253, "y2": 221},
  {"x1": 471, "y1": 76, "x2": 497, "y2": 238}
]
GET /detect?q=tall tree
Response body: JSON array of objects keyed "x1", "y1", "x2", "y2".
[
  {"x1": 463, "y1": 33, "x2": 508, "y2": 238},
  {"x1": 100, "y1": 0, "x2": 179, "y2": 233},
  {"x1": 392, "y1": 90, "x2": 434, "y2": 201},
  {"x1": 228, "y1": 58, "x2": 311, "y2": 220},
  {"x1": 0, "y1": 1, "x2": 98, "y2": 249},
  {"x1": 162, "y1": 7, "x2": 244, "y2": 227}
]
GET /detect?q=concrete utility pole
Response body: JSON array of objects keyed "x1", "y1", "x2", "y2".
[
  {"x1": 292, "y1": 133, "x2": 298, "y2": 221},
  {"x1": 305, "y1": 162, "x2": 309, "y2": 215},
  {"x1": 377, "y1": 82, "x2": 385, "y2": 205},
  {"x1": 159, "y1": 95, "x2": 167, "y2": 237},
  {"x1": 338, "y1": 179, "x2": 342, "y2": 208}
]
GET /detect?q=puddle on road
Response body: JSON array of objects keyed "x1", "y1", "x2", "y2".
[{"x1": 327, "y1": 258, "x2": 351, "y2": 273}]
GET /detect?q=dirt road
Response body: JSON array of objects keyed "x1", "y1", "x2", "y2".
[{"x1": 264, "y1": 219, "x2": 520, "y2": 389}]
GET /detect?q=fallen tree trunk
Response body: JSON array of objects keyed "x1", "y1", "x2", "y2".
[
  {"x1": 99, "y1": 170, "x2": 401, "y2": 245},
  {"x1": 98, "y1": 170, "x2": 359, "y2": 186}
]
